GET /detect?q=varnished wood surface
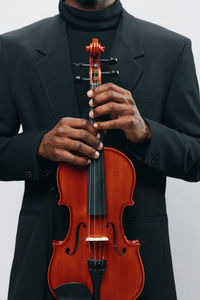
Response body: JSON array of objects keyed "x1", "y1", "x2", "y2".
[{"x1": 48, "y1": 147, "x2": 144, "y2": 299}]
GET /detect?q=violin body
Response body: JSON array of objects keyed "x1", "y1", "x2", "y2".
[
  {"x1": 48, "y1": 147, "x2": 144, "y2": 299},
  {"x1": 48, "y1": 38, "x2": 144, "y2": 300}
]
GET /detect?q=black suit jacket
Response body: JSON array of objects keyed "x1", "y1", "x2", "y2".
[{"x1": 1, "y1": 7, "x2": 199, "y2": 300}]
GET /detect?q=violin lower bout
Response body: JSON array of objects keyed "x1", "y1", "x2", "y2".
[{"x1": 48, "y1": 147, "x2": 145, "y2": 300}]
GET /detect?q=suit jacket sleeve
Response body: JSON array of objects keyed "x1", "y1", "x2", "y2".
[
  {"x1": 125, "y1": 38, "x2": 200, "y2": 182},
  {"x1": 0, "y1": 36, "x2": 55, "y2": 181}
]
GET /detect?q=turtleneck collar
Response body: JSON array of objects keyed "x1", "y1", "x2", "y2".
[{"x1": 58, "y1": 0, "x2": 123, "y2": 31}]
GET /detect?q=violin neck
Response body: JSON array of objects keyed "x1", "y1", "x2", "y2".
[{"x1": 87, "y1": 42, "x2": 107, "y2": 218}]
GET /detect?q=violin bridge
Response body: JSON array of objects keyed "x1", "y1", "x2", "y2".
[{"x1": 85, "y1": 236, "x2": 109, "y2": 242}]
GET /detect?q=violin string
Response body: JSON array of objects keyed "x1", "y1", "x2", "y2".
[
  {"x1": 88, "y1": 57, "x2": 92, "y2": 261},
  {"x1": 102, "y1": 147, "x2": 106, "y2": 261},
  {"x1": 89, "y1": 57, "x2": 105, "y2": 263},
  {"x1": 94, "y1": 130, "x2": 96, "y2": 264},
  {"x1": 96, "y1": 80, "x2": 102, "y2": 263},
  {"x1": 93, "y1": 76, "x2": 96, "y2": 265},
  {"x1": 98, "y1": 81, "x2": 102, "y2": 263},
  {"x1": 88, "y1": 157, "x2": 91, "y2": 259},
  {"x1": 99, "y1": 147, "x2": 102, "y2": 262}
]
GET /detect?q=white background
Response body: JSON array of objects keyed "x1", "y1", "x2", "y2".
[{"x1": 0, "y1": 0, "x2": 199, "y2": 299}]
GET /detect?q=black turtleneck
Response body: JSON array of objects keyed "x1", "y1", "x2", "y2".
[
  {"x1": 59, "y1": 0, "x2": 122, "y2": 119},
  {"x1": 59, "y1": 0, "x2": 122, "y2": 31}
]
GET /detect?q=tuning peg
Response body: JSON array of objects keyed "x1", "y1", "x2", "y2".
[
  {"x1": 72, "y1": 62, "x2": 99, "y2": 68},
  {"x1": 75, "y1": 76, "x2": 90, "y2": 82},
  {"x1": 72, "y1": 62, "x2": 90, "y2": 68},
  {"x1": 100, "y1": 57, "x2": 118, "y2": 65},
  {"x1": 101, "y1": 70, "x2": 119, "y2": 77},
  {"x1": 110, "y1": 70, "x2": 119, "y2": 77}
]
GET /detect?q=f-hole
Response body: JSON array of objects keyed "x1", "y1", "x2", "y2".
[
  {"x1": 106, "y1": 222, "x2": 126, "y2": 256},
  {"x1": 65, "y1": 223, "x2": 86, "y2": 256}
]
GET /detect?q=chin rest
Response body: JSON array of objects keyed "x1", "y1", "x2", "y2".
[{"x1": 54, "y1": 283, "x2": 92, "y2": 300}]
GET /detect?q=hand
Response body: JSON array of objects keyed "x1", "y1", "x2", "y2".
[
  {"x1": 87, "y1": 83, "x2": 152, "y2": 143},
  {"x1": 38, "y1": 117, "x2": 103, "y2": 166}
]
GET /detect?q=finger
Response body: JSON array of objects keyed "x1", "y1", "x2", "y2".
[
  {"x1": 56, "y1": 128, "x2": 103, "y2": 150},
  {"x1": 58, "y1": 117, "x2": 98, "y2": 136},
  {"x1": 70, "y1": 128, "x2": 103, "y2": 150},
  {"x1": 87, "y1": 82, "x2": 126, "y2": 98},
  {"x1": 55, "y1": 137, "x2": 101, "y2": 160},
  {"x1": 94, "y1": 119, "x2": 122, "y2": 131},
  {"x1": 89, "y1": 102, "x2": 129, "y2": 119},
  {"x1": 89, "y1": 90, "x2": 125, "y2": 108},
  {"x1": 55, "y1": 149, "x2": 91, "y2": 166}
]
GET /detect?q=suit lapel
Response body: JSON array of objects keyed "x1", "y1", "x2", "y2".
[
  {"x1": 34, "y1": 9, "x2": 145, "y2": 122},
  {"x1": 35, "y1": 16, "x2": 80, "y2": 122},
  {"x1": 108, "y1": 9, "x2": 145, "y2": 91}
]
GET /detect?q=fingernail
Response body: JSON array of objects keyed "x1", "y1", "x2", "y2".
[
  {"x1": 89, "y1": 111, "x2": 94, "y2": 118},
  {"x1": 97, "y1": 132, "x2": 101, "y2": 139},
  {"x1": 87, "y1": 90, "x2": 93, "y2": 97},
  {"x1": 88, "y1": 159, "x2": 91, "y2": 164},
  {"x1": 94, "y1": 123, "x2": 98, "y2": 128},
  {"x1": 94, "y1": 151, "x2": 99, "y2": 158},
  {"x1": 98, "y1": 142, "x2": 103, "y2": 150},
  {"x1": 89, "y1": 99, "x2": 93, "y2": 107}
]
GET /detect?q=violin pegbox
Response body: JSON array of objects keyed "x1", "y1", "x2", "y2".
[
  {"x1": 86, "y1": 38, "x2": 105, "y2": 86},
  {"x1": 73, "y1": 38, "x2": 119, "y2": 84}
]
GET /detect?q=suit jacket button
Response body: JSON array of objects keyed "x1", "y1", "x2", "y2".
[
  {"x1": 134, "y1": 153, "x2": 143, "y2": 161},
  {"x1": 151, "y1": 158, "x2": 159, "y2": 167},
  {"x1": 42, "y1": 167, "x2": 50, "y2": 176},
  {"x1": 50, "y1": 186, "x2": 55, "y2": 192},
  {"x1": 25, "y1": 170, "x2": 33, "y2": 179}
]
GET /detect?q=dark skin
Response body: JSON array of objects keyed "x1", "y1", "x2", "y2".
[
  {"x1": 38, "y1": 83, "x2": 152, "y2": 166},
  {"x1": 38, "y1": 1, "x2": 152, "y2": 167},
  {"x1": 65, "y1": 0, "x2": 115, "y2": 11}
]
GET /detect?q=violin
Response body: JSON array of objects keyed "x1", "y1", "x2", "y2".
[{"x1": 48, "y1": 38, "x2": 145, "y2": 300}]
